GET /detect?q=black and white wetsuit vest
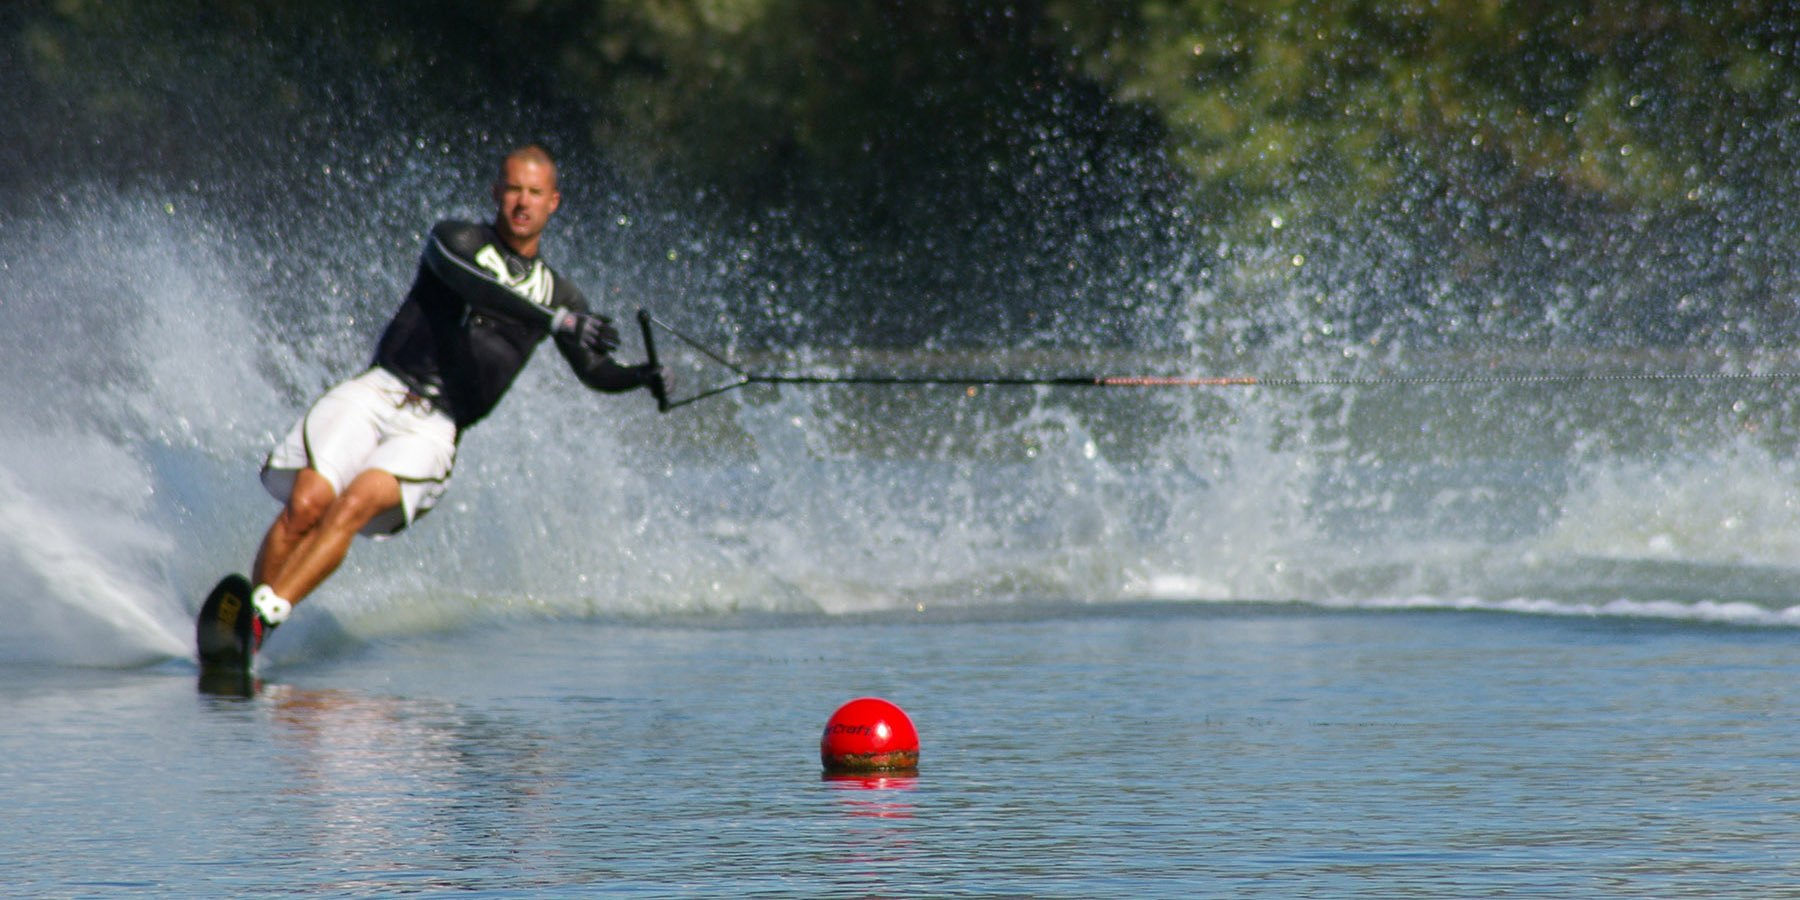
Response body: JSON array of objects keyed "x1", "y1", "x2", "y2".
[{"x1": 372, "y1": 221, "x2": 643, "y2": 431}]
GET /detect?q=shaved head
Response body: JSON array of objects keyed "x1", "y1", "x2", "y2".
[{"x1": 498, "y1": 144, "x2": 558, "y2": 189}]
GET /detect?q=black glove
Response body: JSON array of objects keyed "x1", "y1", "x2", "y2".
[
  {"x1": 634, "y1": 363, "x2": 666, "y2": 392},
  {"x1": 550, "y1": 309, "x2": 621, "y2": 354},
  {"x1": 642, "y1": 363, "x2": 669, "y2": 408}
]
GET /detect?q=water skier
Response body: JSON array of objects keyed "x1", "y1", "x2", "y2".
[{"x1": 242, "y1": 144, "x2": 660, "y2": 645}]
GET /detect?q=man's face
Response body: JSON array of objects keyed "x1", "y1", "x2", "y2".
[{"x1": 492, "y1": 157, "x2": 561, "y2": 251}]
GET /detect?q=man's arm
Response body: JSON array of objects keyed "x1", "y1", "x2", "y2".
[
  {"x1": 422, "y1": 221, "x2": 655, "y2": 394},
  {"x1": 420, "y1": 222, "x2": 562, "y2": 327},
  {"x1": 554, "y1": 329, "x2": 660, "y2": 393}
]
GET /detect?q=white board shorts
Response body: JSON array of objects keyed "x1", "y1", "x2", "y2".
[{"x1": 261, "y1": 367, "x2": 457, "y2": 537}]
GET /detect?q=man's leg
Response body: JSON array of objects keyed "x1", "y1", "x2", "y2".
[
  {"x1": 253, "y1": 468, "x2": 337, "y2": 589},
  {"x1": 257, "y1": 468, "x2": 403, "y2": 608}
]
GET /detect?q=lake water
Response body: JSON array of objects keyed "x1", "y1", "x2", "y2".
[{"x1": 6, "y1": 602, "x2": 1799, "y2": 899}]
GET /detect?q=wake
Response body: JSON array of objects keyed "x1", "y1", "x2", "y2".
[{"x1": 0, "y1": 462, "x2": 190, "y2": 666}]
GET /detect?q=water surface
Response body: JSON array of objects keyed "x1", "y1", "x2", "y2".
[{"x1": 7, "y1": 604, "x2": 1797, "y2": 898}]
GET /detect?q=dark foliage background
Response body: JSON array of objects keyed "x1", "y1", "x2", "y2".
[{"x1": 9, "y1": 0, "x2": 1800, "y2": 352}]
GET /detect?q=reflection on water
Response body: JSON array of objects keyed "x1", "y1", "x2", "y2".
[
  {"x1": 193, "y1": 680, "x2": 569, "y2": 892},
  {"x1": 824, "y1": 773, "x2": 919, "y2": 818},
  {"x1": 820, "y1": 773, "x2": 920, "y2": 900},
  {"x1": 197, "y1": 667, "x2": 260, "y2": 698}
]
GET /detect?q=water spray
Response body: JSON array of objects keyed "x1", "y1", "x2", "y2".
[{"x1": 636, "y1": 310, "x2": 1800, "y2": 413}]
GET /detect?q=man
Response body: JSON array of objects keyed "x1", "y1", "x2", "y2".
[{"x1": 245, "y1": 144, "x2": 658, "y2": 643}]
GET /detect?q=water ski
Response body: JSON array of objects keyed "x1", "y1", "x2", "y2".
[{"x1": 196, "y1": 573, "x2": 258, "y2": 675}]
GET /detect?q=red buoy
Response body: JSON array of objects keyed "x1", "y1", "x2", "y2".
[{"x1": 820, "y1": 697, "x2": 920, "y2": 775}]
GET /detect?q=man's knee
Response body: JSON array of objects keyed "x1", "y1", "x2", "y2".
[
  {"x1": 323, "y1": 471, "x2": 403, "y2": 532},
  {"x1": 280, "y1": 471, "x2": 337, "y2": 534}
]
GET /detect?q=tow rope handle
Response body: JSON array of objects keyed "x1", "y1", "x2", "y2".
[{"x1": 637, "y1": 309, "x2": 670, "y2": 413}]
